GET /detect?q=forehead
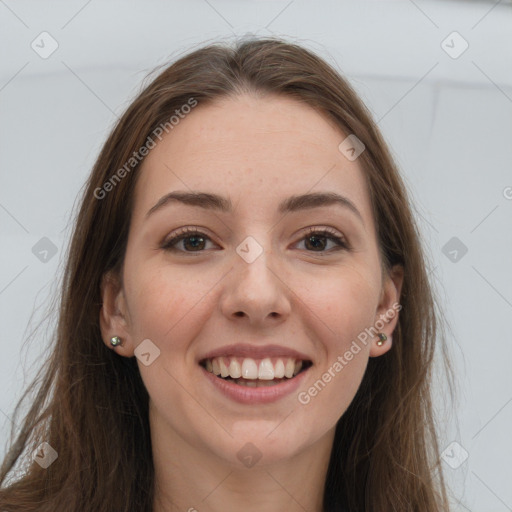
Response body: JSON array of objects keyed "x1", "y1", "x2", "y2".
[{"x1": 133, "y1": 94, "x2": 374, "y2": 228}]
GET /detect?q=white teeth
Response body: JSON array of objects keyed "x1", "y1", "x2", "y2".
[
  {"x1": 274, "y1": 359, "x2": 285, "y2": 378},
  {"x1": 284, "y1": 358, "x2": 295, "y2": 378},
  {"x1": 219, "y1": 358, "x2": 229, "y2": 378},
  {"x1": 258, "y1": 358, "x2": 274, "y2": 380},
  {"x1": 241, "y1": 358, "x2": 258, "y2": 379},
  {"x1": 228, "y1": 359, "x2": 242, "y2": 378},
  {"x1": 212, "y1": 358, "x2": 221, "y2": 376},
  {"x1": 204, "y1": 356, "x2": 308, "y2": 380}
]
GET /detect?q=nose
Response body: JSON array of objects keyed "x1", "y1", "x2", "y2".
[{"x1": 220, "y1": 245, "x2": 292, "y2": 327}]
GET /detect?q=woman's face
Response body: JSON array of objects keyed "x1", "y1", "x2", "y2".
[{"x1": 101, "y1": 94, "x2": 402, "y2": 467}]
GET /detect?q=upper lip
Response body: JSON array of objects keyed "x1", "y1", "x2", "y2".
[{"x1": 198, "y1": 344, "x2": 313, "y2": 362}]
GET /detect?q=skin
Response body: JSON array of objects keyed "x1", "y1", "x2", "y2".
[{"x1": 100, "y1": 94, "x2": 403, "y2": 512}]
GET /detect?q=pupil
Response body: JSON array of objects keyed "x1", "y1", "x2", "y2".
[
  {"x1": 305, "y1": 235, "x2": 326, "y2": 251},
  {"x1": 184, "y1": 236, "x2": 205, "y2": 250}
]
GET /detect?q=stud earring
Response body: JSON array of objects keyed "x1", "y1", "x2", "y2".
[
  {"x1": 376, "y1": 333, "x2": 387, "y2": 346},
  {"x1": 110, "y1": 336, "x2": 122, "y2": 347}
]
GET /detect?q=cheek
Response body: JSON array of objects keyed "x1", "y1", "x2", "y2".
[
  {"x1": 297, "y1": 262, "x2": 380, "y2": 342},
  {"x1": 123, "y1": 263, "x2": 220, "y2": 417},
  {"x1": 293, "y1": 264, "x2": 378, "y2": 411},
  {"x1": 123, "y1": 260, "x2": 219, "y2": 351}
]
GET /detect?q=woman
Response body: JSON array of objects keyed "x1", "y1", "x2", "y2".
[{"x1": 0, "y1": 37, "x2": 453, "y2": 511}]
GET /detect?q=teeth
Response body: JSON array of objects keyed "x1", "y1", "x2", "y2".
[
  {"x1": 212, "y1": 358, "x2": 220, "y2": 376},
  {"x1": 204, "y1": 356, "x2": 308, "y2": 380},
  {"x1": 219, "y1": 358, "x2": 229, "y2": 378},
  {"x1": 258, "y1": 358, "x2": 274, "y2": 380},
  {"x1": 274, "y1": 359, "x2": 285, "y2": 378},
  {"x1": 284, "y1": 358, "x2": 295, "y2": 378},
  {"x1": 241, "y1": 358, "x2": 258, "y2": 379},
  {"x1": 228, "y1": 359, "x2": 242, "y2": 378}
]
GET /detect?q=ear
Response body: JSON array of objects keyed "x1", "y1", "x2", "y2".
[
  {"x1": 369, "y1": 264, "x2": 404, "y2": 358},
  {"x1": 99, "y1": 270, "x2": 135, "y2": 357}
]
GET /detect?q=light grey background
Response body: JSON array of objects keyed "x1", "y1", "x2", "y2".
[{"x1": 1, "y1": 1, "x2": 511, "y2": 510}]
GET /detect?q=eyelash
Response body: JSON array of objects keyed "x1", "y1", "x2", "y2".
[{"x1": 160, "y1": 226, "x2": 350, "y2": 254}]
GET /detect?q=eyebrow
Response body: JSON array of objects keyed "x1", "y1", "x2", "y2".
[{"x1": 146, "y1": 190, "x2": 364, "y2": 223}]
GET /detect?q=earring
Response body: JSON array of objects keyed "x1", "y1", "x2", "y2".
[
  {"x1": 110, "y1": 336, "x2": 122, "y2": 347},
  {"x1": 376, "y1": 333, "x2": 387, "y2": 346}
]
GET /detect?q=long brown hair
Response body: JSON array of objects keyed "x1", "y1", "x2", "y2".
[{"x1": 1, "y1": 37, "x2": 453, "y2": 511}]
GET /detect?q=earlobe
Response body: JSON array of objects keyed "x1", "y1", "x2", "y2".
[
  {"x1": 369, "y1": 264, "x2": 404, "y2": 358},
  {"x1": 99, "y1": 271, "x2": 135, "y2": 357}
]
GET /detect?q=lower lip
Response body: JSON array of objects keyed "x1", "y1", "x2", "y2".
[{"x1": 200, "y1": 365, "x2": 310, "y2": 404}]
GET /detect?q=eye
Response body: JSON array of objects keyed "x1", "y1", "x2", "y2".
[
  {"x1": 160, "y1": 226, "x2": 350, "y2": 254},
  {"x1": 161, "y1": 227, "x2": 217, "y2": 253},
  {"x1": 295, "y1": 227, "x2": 349, "y2": 253}
]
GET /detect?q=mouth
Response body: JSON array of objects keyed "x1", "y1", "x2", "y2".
[{"x1": 199, "y1": 356, "x2": 313, "y2": 388}]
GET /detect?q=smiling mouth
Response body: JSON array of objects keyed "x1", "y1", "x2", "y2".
[{"x1": 200, "y1": 356, "x2": 313, "y2": 387}]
